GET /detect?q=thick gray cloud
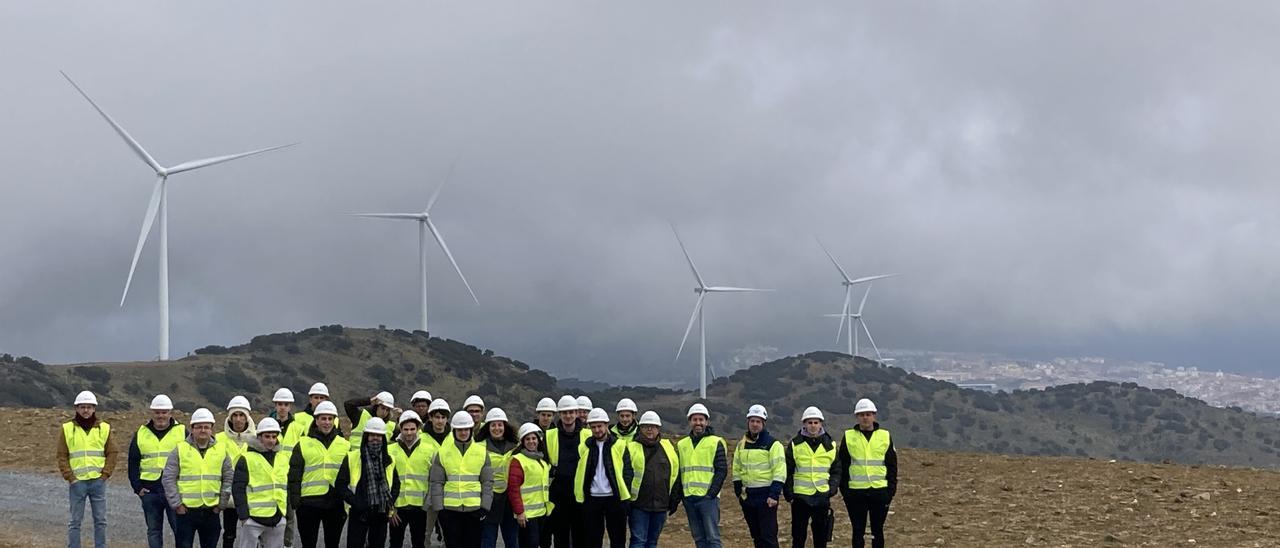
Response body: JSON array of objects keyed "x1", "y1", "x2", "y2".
[{"x1": 3, "y1": 3, "x2": 1279, "y2": 382}]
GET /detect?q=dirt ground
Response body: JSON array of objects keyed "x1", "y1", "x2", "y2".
[{"x1": 16, "y1": 407, "x2": 1280, "y2": 547}]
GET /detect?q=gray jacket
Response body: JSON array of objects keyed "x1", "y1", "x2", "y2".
[
  {"x1": 427, "y1": 438, "x2": 494, "y2": 512},
  {"x1": 161, "y1": 433, "x2": 233, "y2": 510}
]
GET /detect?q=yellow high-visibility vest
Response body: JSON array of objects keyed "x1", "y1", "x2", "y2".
[
  {"x1": 346, "y1": 448, "x2": 395, "y2": 492},
  {"x1": 488, "y1": 445, "x2": 514, "y2": 494},
  {"x1": 624, "y1": 438, "x2": 678, "y2": 501},
  {"x1": 843, "y1": 429, "x2": 890, "y2": 490},
  {"x1": 135, "y1": 423, "x2": 186, "y2": 481},
  {"x1": 293, "y1": 411, "x2": 341, "y2": 435},
  {"x1": 63, "y1": 421, "x2": 110, "y2": 481},
  {"x1": 733, "y1": 436, "x2": 786, "y2": 489},
  {"x1": 214, "y1": 431, "x2": 248, "y2": 466},
  {"x1": 297, "y1": 435, "x2": 350, "y2": 498},
  {"x1": 242, "y1": 451, "x2": 288, "y2": 518},
  {"x1": 438, "y1": 440, "x2": 487, "y2": 509},
  {"x1": 573, "y1": 436, "x2": 631, "y2": 503},
  {"x1": 610, "y1": 423, "x2": 638, "y2": 443},
  {"x1": 545, "y1": 427, "x2": 589, "y2": 467},
  {"x1": 512, "y1": 453, "x2": 552, "y2": 518},
  {"x1": 278, "y1": 417, "x2": 307, "y2": 454},
  {"x1": 388, "y1": 439, "x2": 435, "y2": 508},
  {"x1": 176, "y1": 440, "x2": 227, "y2": 508},
  {"x1": 676, "y1": 434, "x2": 725, "y2": 498},
  {"x1": 789, "y1": 439, "x2": 836, "y2": 496}
]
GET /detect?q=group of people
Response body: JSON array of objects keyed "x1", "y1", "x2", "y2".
[{"x1": 59, "y1": 382, "x2": 897, "y2": 548}]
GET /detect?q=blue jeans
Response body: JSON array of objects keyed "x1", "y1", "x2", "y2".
[
  {"x1": 479, "y1": 510, "x2": 519, "y2": 548},
  {"x1": 68, "y1": 478, "x2": 108, "y2": 548},
  {"x1": 683, "y1": 496, "x2": 722, "y2": 548},
  {"x1": 140, "y1": 490, "x2": 176, "y2": 548},
  {"x1": 627, "y1": 508, "x2": 667, "y2": 548},
  {"x1": 174, "y1": 507, "x2": 221, "y2": 548}
]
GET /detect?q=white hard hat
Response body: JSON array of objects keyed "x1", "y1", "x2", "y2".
[
  {"x1": 855, "y1": 399, "x2": 878, "y2": 414},
  {"x1": 638, "y1": 411, "x2": 662, "y2": 427},
  {"x1": 374, "y1": 391, "x2": 395, "y2": 408},
  {"x1": 428, "y1": 399, "x2": 451, "y2": 415},
  {"x1": 226, "y1": 396, "x2": 251, "y2": 411},
  {"x1": 150, "y1": 394, "x2": 174, "y2": 411},
  {"x1": 190, "y1": 408, "x2": 215, "y2": 425},
  {"x1": 411, "y1": 390, "x2": 433, "y2": 404},
  {"x1": 557, "y1": 395, "x2": 578, "y2": 412},
  {"x1": 451, "y1": 410, "x2": 475, "y2": 430},
  {"x1": 74, "y1": 391, "x2": 98, "y2": 406},
  {"x1": 308, "y1": 383, "x2": 330, "y2": 397},
  {"x1": 314, "y1": 401, "x2": 339, "y2": 417},
  {"x1": 272, "y1": 388, "x2": 294, "y2": 403},
  {"x1": 616, "y1": 398, "x2": 638, "y2": 413},
  {"x1": 363, "y1": 417, "x2": 388, "y2": 436},
  {"x1": 747, "y1": 404, "x2": 768, "y2": 421},
  {"x1": 801, "y1": 406, "x2": 826, "y2": 422},
  {"x1": 485, "y1": 408, "x2": 508, "y2": 423},
  {"x1": 517, "y1": 422, "x2": 541, "y2": 440},
  {"x1": 257, "y1": 417, "x2": 282, "y2": 434},
  {"x1": 687, "y1": 403, "x2": 710, "y2": 419},
  {"x1": 463, "y1": 395, "x2": 485, "y2": 410},
  {"x1": 587, "y1": 407, "x2": 610, "y2": 424},
  {"x1": 576, "y1": 396, "x2": 593, "y2": 411},
  {"x1": 399, "y1": 410, "x2": 423, "y2": 425},
  {"x1": 536, "y1": 397, "x2": 558, "y2": 413}
]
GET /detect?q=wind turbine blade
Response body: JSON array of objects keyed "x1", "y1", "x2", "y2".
[
  {"x1": 849, "y1": 274, "x2": 898, "y2": 285},
  {"x1": 822, "y1": 314, "x2": 846, "y2": 318},
  {"x1": 121, "y1": 177, "x2": 165, "y2": 305},
  {"x1": 674, "y1": 293, "x2": 705, "y2": 364},
  {"x1": 670, "y1": 225, "x2": 706, "y2": 288},
  {"x1": 857, "y1": 283, "x2": 873, "y2": 315},
  {"x1": 815, "y1": 237, "x2": 853, "y2": 282},
  {"x1": 704, "y1": 286, "x2": 774, "y2": 292},
  {"x1": 164, "y1": 143, "x2": 297, "y2": 175},
  {"x1": 835, "y1": 286, "x2": 851, "y2": 343},
  {"x1": 424, "y1": 157, "x2": 458, "y2": 213},
  {"x1": 61, "y1": 71, "x2": 163, "y2": 174},
  {"x1": 424, "y1": 218, "x2": 478, "y2": 304},
  {"x1": 348, "y1": 213, "x2": 424, "y2": 220},
  {"x1": 862, "y1": 320, "x2": 884, "y2": 362}
]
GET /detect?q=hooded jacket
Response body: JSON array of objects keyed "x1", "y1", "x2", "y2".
[
  {"x1": 220, "y1": 408, "x2": 256, "y2": 447},
  {"x1": 161, "y1": 431, "x2": 233, "y2": 510}
]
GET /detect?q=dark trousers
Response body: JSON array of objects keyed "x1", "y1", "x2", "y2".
[
  {"x1": 175, "y1": 507, "x2": 221, "y2": 548},
  {"x1": 141, "y1": 491, "x2": 177, "y2": 548},
  {"x1": 518, "y1": 516, "x2": 544, "y2": 548},
  {"x1": 740, "y1": 499, "x2": 779, "y2": 548},
  {"x1": 346, "y1": 510, "x2": 389, "y2": 548},
  {"x1": 390, "y1": 506, "x2": 428, "y2": 548},
  {"x1": 547, "y1": 491, "x2": 583, "y2": 548},
  {"x1": 790, "y1": 498, "x2": 830, "y2": 548},
  {"x1": 222, "y1": 507, "x2": 238, "y2": 547},
  {"x1": 297, "y1": 505, "x2": 347, "y2": 548},
  {"x1": 439, "y1": 509, "x2": 482, "y2": 548},
  {"x1": 843, "y1": 490, "x2": 890, "y2": 548},
  {"x1": 582, "y1": 495, "x2": 627, "y2": 548}
]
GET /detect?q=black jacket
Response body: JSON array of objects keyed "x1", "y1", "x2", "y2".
[
  {"x1": 287, "y1": 423, "x2": 345, "y2": 509},
  {"x1": 834, "y1": 423, "x2": 897, "y2": 500},
  {"x1": 232, "y1": 443, "x2": 284, "y2": 526},
  {"x1": 577, "y1": 433, "x2": 625, "y2": 500},
  {"x1": 335, "y1": 441, "x2": 401, "y2": 515},
  {"x1": 784, "y1": 430, "x2": 839, "y2": 505},
  {"x1": 127, "y1": 419, "x2": 184, "y2": 495}
]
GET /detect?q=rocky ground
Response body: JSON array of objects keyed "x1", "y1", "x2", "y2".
[{"x1": 10, "y1": 407, "x2": 1280, "y2": 547}]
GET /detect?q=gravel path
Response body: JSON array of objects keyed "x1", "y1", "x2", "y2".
[{"x1": 0, "y1": 470, "x2": 152, "y2": 547}]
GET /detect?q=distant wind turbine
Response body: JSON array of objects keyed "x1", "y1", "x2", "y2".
[
  {"x1": 62, "y1": 71, "x2": 296, "y2": 361},
  {"x1": 672, "y1": 226, "x2": 772, "y2": 398},
  {"x1": 350, "y1": 163, "x2": 478, "y2": 333},
  {"x1": 817, "y1": 238, "x2": 896, "y2": 360}
]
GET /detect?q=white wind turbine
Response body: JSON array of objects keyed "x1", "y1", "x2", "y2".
[
  {"x1": 62, "y1": 71, "x2": 296, "y2": 361},
  {"x1": 349, "y1": 164, "x2": 478, "y2": 333},
  {"x1": 817, "y1": 238, "x2": 896, "y2": 361},
  {"x1": 672, "y1": 226, "x2": 772, "y2": 398}
]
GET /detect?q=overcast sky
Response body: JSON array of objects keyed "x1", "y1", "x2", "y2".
[{"x1": 3, "y1": 2, "x2": 1279, "y2": 383}]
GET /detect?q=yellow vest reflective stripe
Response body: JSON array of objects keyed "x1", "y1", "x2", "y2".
[
  {"x1": 625, "y1": 439, "x2": 678, "y2": 500},
  {"x1": 572, "y1": 437, "x2": 631, "y2": 503},
  {"x1": 790, "y1": 440, "x2": 836, "y2": 495},
  {"x1": 297, "y1": 435, "x2": 350, "y2": 497},
  {"x1": 733, "y1": 437, "x2": 786, "y2": 489},
  {"x1": 215, "y1": 432, "x2": 248, "y2": 466},
  {"x1": 388, "y1": 440, "x2": 435, "y2": 508},
  {"x1": 676, "y1": 435, "x2": 725, "y2": 498},
  {"x1": 176, "y1": 441, "x2": 226, "y2": 508},
  {"x1": 512, "y1": 453, "x2": 552, "y2": 518},
  {"x1": 843, "y1": 429, "x2": 890, "y2": 489},
  {"x1": 346, "y1": 448, "x2": 395, "y2": 492},
  {"x1": 63, "y1": 421, "x2": 110, "y2": 481},
  {"x1": 488, "y1": 447, "x2": 513, "y2": 494},
  {"x1": 439, "y1": 441, "x2": 487, "y2": 509},
  {"x1": 243, "y1": 451, "x2": 288, "y2": 518},
  {"x1": 136, "y1": 424, "x2": 186, "y2": 481},
  {"x1": 545, "y1": 427, "x2": 590, "y2": 467}
]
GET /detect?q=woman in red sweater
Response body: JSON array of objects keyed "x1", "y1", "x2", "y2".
[{"x1": 506, "y1": 423, "x2": 553, "y2": 548}]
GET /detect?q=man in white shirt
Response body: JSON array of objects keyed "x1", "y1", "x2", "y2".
[{"x1": 574, "y1": 408, "x2": 630, "y2": 548}]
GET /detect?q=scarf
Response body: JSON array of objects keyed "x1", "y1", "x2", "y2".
[
  {"x1": 361, "y1": 442, "x2": 393, "y2": 512},
  {"x1": 74, "y1": 413, "x2": 97, "y2": 432},
  {"x1": 520, "y1": 447, "x2": 546, "y2": 461}
]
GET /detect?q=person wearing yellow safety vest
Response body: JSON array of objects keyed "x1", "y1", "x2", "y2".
[
  {"x1": 394, "y1": 390, "x2": 433, "y2": 444},
  {"x1": 162, "y1": 407, "x2": 233, "y2": 548},
  {"x1": 505, "y1": 423, "x2": 551, "y2": 548},
  {"x1": 545, "y1": 394, "x2": 589, "y2": 548},
  {"x1": 478, "y1": 408, "x2": 520, "y2": 548},
  {"x1": 677, "y1": 403, "x2": 728, "y2": 548},
  {"x1": 784, "y1": 406, "x2": 838, "y2": 548},
  {"x1": 733, "y1": 404, "x2": 786, "y2": 548},
  {"x1": 575, "y1": 396, "x2": 592, "y2": 423},
  {"x1": 532, "y1": 398, "x2": 557, "y2": 434},
  {"x1": 574, "y1": 407, "x2": 630, "y2": 548},
  {"x1": 388, "y1": 410, "x2": 435, "y2": 548},
  {"x1": 216, "y1": 396, "x2": 256, "y2": 548},
  {"x1": 287, "y1": 400, "x2": 349, "y2": 548},
  {"x1": 610, "y1": 398, "x2": 639, "y2": 442},
  {"x1": 268, "y1": 387, "x2": 305, "y2": 547},
  {"x1": 421, "y1": 398, "x2": 453, "y2": 544},
  {"x1": 231, "y1": 417, "x2": 289, "y2": 548},
  {"x1": 463, "y1": 395, "x2": 487, "y2": 438},
  {"x1": 833, "y1": 399, "x2": 897, "y2": 548},
  {"x1": 620, "y1": 410, "x2": 682, "y2": 548},
  {"x1": 337, "y1": 417, "x2": 401, "y2": 548},
  {"x1": 129, "y1": 394, "x2": 186, "y2": 548},
  {"x1": 345, "y1": 391, "x2": 398, "y2": 445},
  {"x1": 58, "y1": 390, "x2": 118, "y2": 548},
  {"x1": 428, "y1": 410, "x2": 495, "y2": 548},
  {"x1": 294, "y1": 383, "x2": 341, "y2": 434}
]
